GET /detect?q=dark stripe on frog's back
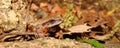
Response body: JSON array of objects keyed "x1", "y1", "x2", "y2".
[
  {"x1": 34, "y1": 15, "x2": 63, "y2": 27},
  {"x1": 42, "y1": 18, "x2": 63, "y2": 27}
]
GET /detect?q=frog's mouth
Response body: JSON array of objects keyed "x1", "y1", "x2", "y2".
[{"x1": 42, "y1": 19, "x2": 63, "y2": 27}]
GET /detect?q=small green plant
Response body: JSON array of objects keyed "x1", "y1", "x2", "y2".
[
  {"x1": 60, "y1": 3, "x2": 78, "y2": 28},
  {"x1": 79, "y1": 39, "x2": 104, "y2": 48}
]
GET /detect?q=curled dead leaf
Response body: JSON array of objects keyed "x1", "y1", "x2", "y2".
[
  {"x1": 51, "y1": 4, "x2": 61, "y2": 13},
  {"x1": 40, "y1": 3, "x2": 48, "y2": 8},
  {"x1": 40, "y1": 3, "x2": 52, "y2": 12},
  {"x1": 92, "y1": 35, "x2": 111, "y2": 41},
  {"x1": 31, "y1": 3, "x2": 39, "y2": 11},
  {"x1": 68, "y1": 24, "x2": 92, "y2": 33}
]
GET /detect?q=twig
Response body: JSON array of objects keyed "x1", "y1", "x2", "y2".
[{"x1": 0, "y1": 32, "x2": 37, "y2": 42}]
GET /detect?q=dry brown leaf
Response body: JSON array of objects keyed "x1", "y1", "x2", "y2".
[
  {"x1": 49, "y1": 5, "x2": 63, "y2": 16},
  {"x1": 51, "y1": 5, "x2": 61, "y2": 14},
  {"x1": 76, "y1": 9, "x2": 115, "y2": 36},
  {"x1": 40, "y1": 3, "x2": 52, "y2": 12},
  {"x1": 92, "y1": 34, "x2": 111, "y2": 41},
  {"x1": 31, "y1": 3, "x2": 39, "y2": 11},
  {"x1": 68, "y1": 24, "x2": 92, "y2": 33},
  {"x1": 11, "y1": 0, "x2": 18, "y2": 3},
  {"x1": 40, "y1": 3, "x2": 48, "y2": 8},
  {"x1": 50, "y1": 0, "x2": 57, "y2": 4}
]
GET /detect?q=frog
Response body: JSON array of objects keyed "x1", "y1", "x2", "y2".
[{"x1": 28, "y1": 15, "x2": 63, "y2": 38}]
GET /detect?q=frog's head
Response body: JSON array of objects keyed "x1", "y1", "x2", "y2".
[{"x1": 42, "y1": 17, "x2": 63, "y2": 27}]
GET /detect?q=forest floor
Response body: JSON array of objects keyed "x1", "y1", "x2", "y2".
[{"x1": 0, "y1": 0, "x2": 120, "y2": 48}]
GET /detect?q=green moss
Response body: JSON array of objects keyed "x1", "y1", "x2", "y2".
[
  {"x1": 79, "y1": 39, "x2": 104, "y2": 48},
  {"x1": 60, "y1": 3, "x2": 78, "y2": 28}
]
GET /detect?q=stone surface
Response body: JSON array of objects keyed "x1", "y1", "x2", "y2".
[{"x1": 0, "y1": 37, "x2": 93, "y2": 48}]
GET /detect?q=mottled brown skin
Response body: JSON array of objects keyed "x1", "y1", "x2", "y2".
[{"x1": 27, "y1": 15, "x2": 63, "y2": 38}]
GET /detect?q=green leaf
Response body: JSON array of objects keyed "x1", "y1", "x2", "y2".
[{"x1": 79, "y1": 39, "x2": 104, "y2": 48}]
